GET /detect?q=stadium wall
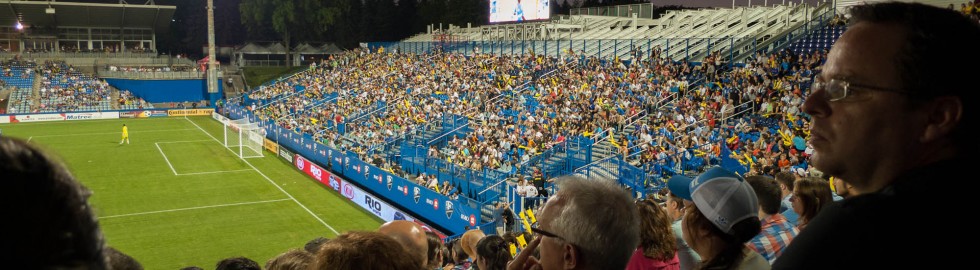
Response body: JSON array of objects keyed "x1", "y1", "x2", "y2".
[
  {"x1": 104, "y1": 78, "x2": 222, "y2": 103},
  {"x1": 221, "y1": 104, "x2": 482, "y2": 236}
]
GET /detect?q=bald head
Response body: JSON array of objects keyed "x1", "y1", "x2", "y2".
[
  {"x1": 378, "y1": 220, "x2": 428, "y2": 266},
  {"x1": 460, "y1": 229, "x2": 486, "y2": 259}
]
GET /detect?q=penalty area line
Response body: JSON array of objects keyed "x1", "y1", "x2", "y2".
[
  {"x1": 176, "y1": 169, "x2": 253, "y2": 176},
  {"x1": 98, "y1": 199, "x2": 292, "y2": 220},
  {"x1": 154, "y1": 142, "x2": 179, "y2": 175},
  {"x1": 184, "y1": 116, "x2": 341, "y2": 235}
]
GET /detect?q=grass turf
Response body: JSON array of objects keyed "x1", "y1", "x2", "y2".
[{"x1": 0, "y1": 116, "x2": 382, "y2": 269}]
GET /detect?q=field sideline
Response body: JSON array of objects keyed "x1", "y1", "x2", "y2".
[{"x1": 0, "y1": 116, "x2": 383, "y2": 269}]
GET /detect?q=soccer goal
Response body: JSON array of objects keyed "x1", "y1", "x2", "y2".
[{"x1": 223, "y1": 118, "x2": 264, "y2": 158}]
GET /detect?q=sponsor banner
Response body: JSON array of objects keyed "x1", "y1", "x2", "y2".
[
  {"x1": 167, "y1": 108, "x2": 214, "y2": 117},
  {"x1": 65, "y1": 112, "x2": 119, "y2": 121},
  {"x1": 119, "y1": 111, "x2": 150, "y2": 118},
  {"x1": 294, "y1": 154, "x2": 447, "y2": 239},
  {"x1": 150, "y1": 110, "x2": 169, "y2": 117},
  {"x1": 211, "y1": 111, "x2": 230, "y2": 124},
  {"x1": 0, "y1": 116, "x2": 8, "y2": 124},
  {"x1": 345, "y1": 155, "x2": 481, "y2": 230},
  {"x1": 10, "y1": 113, "x2": 66, "y2": 123},
  {"x1": 277, "y1": 147, "x2": 295, "y2": 163},
  {"x1": 263, "y1": 138, "x2": 278, "y2": 153},
  {"x1": 120, "y1": 110, "x2": 168, "y2": 118}
]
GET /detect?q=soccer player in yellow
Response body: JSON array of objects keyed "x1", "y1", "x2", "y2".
[{"x1": 120, "y1": 124, "x2": 129, "y2": 144}]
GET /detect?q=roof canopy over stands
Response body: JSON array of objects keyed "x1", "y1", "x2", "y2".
[
  {"x1": 0, "y1": 0, "x2": 175, "y2": 32},
  {"x1": 0, "y1": 0, "x2": 177, "y2": 65}
]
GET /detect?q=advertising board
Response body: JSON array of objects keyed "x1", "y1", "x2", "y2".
[
  {"x1": 168, "y1": 108, "x2": 214, "y2": 117},
  {"x1": 294, "y1": 155, "x2": 447, "y2": 238}
]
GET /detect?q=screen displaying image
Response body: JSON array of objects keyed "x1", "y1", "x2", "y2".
[{"x1": 489, "y1": 0, "x2": 550, "y2": 23}]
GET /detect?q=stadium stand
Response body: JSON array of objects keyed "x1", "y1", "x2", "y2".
[
  {"x1": 3, "y1": 60, "x2": 154, "y2": 113},
  {"x1": 223, "y1": 40, "x2": 827, "y2": 228},
  {"x1": 211, "y1": 2, "x2": 859, "y2": 233}
]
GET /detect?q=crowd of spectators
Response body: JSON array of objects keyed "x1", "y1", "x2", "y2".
[
  {"x1": 244, "y1": 49, "x2": 538, "y2": 171},
  {"x1": 237, "y1": 39, "x2": 834, "y2": 202},
  {"x1": 1, "y1": 59, "x2": 35, "y2": 79},
  {"x1": 956, "y1": 0, "x2": 980, "y2": 21},
  {"x1": 1, "y1": 59, "x2": 151, "y2": 113},
  {"x1": 37, "y1": 60, "x2": 112, "y2": 111}
]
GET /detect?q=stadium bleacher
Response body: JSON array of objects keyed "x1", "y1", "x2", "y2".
[
  {"x1": 228, "y1": 38, "x2": 827, "y2": 221},
  {"x1": 2, "y1": 60, "x2": 153, "y2": 113}
]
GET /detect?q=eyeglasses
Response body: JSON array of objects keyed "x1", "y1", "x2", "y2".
[
  {"x1": 812, "y1": 78, "x2": 912, "y2": 102},
  {"x1": 531, "y1": 225, "x2": 566, "y2": 242}
]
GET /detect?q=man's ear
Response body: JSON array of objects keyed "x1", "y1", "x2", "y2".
[
  {"x1": 563, "y1": 243, "x2": 579, "y2": 269},
  {"x1": 921, "y1": 96, "x2": 962, "y2": 142}
]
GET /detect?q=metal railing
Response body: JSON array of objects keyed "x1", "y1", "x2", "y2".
[
  {"x1": 98, "y1": 70, "x2": 222, "y2": 80},
  {"x1": 2, "y1": 51, "x2": 159, "y2": 59}
]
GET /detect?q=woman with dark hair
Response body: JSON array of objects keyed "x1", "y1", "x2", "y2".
[
  {"x1": 683, "y1": 205, "x2": 767, "y2": 270},
  {"x1": 791, "y1": 177, "x2": 833, "y2": 230},
  {"x1": 474, "y1": 235, "x2": 512, "y2": 270},
  {"x1": 424, "y1": 231, "x2": 445, "y2": 269},
  {"x1": 627, "y1": 199, "x2": 680, "y2": 270},
  {"x1": 668, "y1": 167, "x2": 769, "y2": 270}
]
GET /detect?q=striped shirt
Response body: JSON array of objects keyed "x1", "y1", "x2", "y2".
[{"x1": 747, "y1": 213, "x2": 799, "y2": 264}]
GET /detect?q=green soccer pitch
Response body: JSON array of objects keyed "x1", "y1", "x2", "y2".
[{"x1": 0, "y1": 116, "x2": 383, "y2": 269}]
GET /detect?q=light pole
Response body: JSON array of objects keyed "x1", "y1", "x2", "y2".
[{"x1": 207, "y1": 0, "x2": 218, "y2": 98}]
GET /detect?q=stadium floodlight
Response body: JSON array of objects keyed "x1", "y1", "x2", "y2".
[{"x1": 224, "y1": 118, "x2": 264, "y2": 159}]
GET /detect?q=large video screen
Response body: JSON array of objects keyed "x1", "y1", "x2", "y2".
[{"x1": 489, "y1": 0, "x2": 550, "y2": 23}]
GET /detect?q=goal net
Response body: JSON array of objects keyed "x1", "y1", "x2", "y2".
[{"x1": 223, "y1": 118, "x2": 264, "y2": 158}]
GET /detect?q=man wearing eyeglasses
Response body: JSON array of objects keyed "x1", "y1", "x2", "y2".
[
  {"x1": 773, "y1": 2, "x2": 979, "y2": 269},
  {"x1": 508, "y1": 176, "x2": 639, "y2": 270}
]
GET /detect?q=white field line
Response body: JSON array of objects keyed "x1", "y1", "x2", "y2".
[
  {"x1": 98, "y1": 199, "x2": 292, "y2": 220},
  {"x1": 27, "y1": 136, "x2": 32, "y2": 142},
  {"x1": 184, "y1": 117, "x2": 340, "y2": 235},
  {"x1": 155, "y1": 142, "x2": 179, "y2": 175},
  {"x1": 156, "y1": 141, "x2": 251, "y2": 175},
  {"x1": 30, "y1": 128, "x2": 197, "y2": 138},
  {"x1": 156, "y1": 140, "x2": 213, "y2": 144},
  {"x1": 177, "y1": 169, "x2": 253, "y2": 176}
]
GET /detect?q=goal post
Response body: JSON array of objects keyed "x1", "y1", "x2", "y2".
[{"x1": 224, "y1": 118, "x2": 264, "y2": 158}]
